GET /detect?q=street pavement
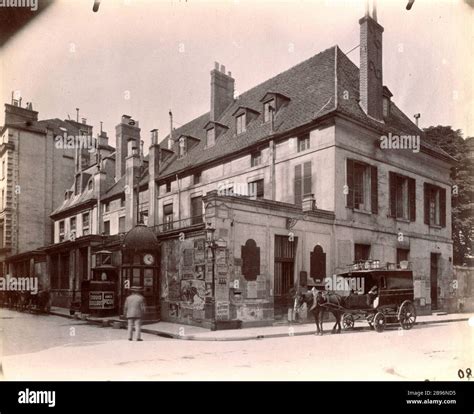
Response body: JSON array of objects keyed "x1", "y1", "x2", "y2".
[{"x1": 1, "y1": 309, "x2": 472, "y2": 381}]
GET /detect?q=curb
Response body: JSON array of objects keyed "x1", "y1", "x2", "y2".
[
  {"x1": 49, "y1": 310, "x2": 470, "y2": 342},
  {"x1": 142, "y1": 317, "x2": 471, "y2": 341}
]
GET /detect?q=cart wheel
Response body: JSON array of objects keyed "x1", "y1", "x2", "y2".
[
  {"x1": 342, "y1": 313, "x2": 355, "y2": 330},
  {"x1": 399, "y1": 300, "x2": 416, "y2": 330},
  {"x1": 366, "y1": 314, "x2": 375, "y2": 330},
  {"x1": 373, "y1": 312, "x2": 385, "y2": 333}
]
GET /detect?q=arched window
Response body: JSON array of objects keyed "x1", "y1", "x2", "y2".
[
  {"x1": 241, "y1": 239, "x2": 260, "y2": 281},
  {"x1": 310, "y1": 245, "x2": 326, "y2": 282}
]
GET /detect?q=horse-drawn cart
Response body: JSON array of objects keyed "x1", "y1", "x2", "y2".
[
  {"x1": 328, "y1": 269, "x2": 417, "y2": 333},
  {"x1": 295, "y1": 267, "x2": 417, "y2": 334}
]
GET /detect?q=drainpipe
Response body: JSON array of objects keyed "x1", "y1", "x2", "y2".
[
  {"x1": 176, "y1": 173, "x2": 181, "y2": 222},
  {"x1": 269, "y1": 140, "x2": 276, "y2": 201}
]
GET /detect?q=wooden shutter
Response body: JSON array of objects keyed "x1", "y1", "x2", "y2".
[
  {"x1": 303, "y1": 162, "x2": 312, "y2": 195},
  {"x1": 371, "y1": 165, "x2": 378, "y2": 214},
  {"x1": 389, "y1": 172, "x2": 397, "y2": 217},
  {"x1": 423, "y1": 183, "x2": 430, "y2": 225},
  {"x1": 294, "y1": 164, "x2": 302, "y2": 206},
  {"x1": 346, "y1": 159, "x2": 354, "y2": 208},
  {"x1": 440, "y1": 187, "x2": 446, "y2": 227},
  {"x1": 408, "y1": 178, "x2": 416, "y2": 221},
  {"x1": 191, "y1": 196, "x2": 202, "y2": 217},
  {"x1": 256, "y1": 179, "x2": 264, "y2": 198}
]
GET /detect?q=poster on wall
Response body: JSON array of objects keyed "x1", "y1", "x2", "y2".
[
  {"x1": 247, "y1": 281, "x2": 258, "y2": 299},
  {"x1": 216, "y1": 301, "x2": 230, "y2": 320},
  {"x1": 183, "y1": 249, "x2": 194, "y2": 266},
  {"x1": 194, "y1": 239, "x2": 206, "y2": 264},
  {"x1": 168, "y1": 274, "x2": 181, "y2": 301},
  {"x1": 195, "y1": 265, "x2": 205, "y2": 280},
  {"x1": 89, "y1": 291, "x2": 115, "y2": 310},
  {"x1": 414, "y1": 280, "x2": 422, "y2": 298},
  {"x1": 180, "y1": 279, "x2": 206, "y2": 309},
  {"x1": 169, "y1": 303, "x2": 179, "y2": 318},
  {"x1": 215, "y1": 279, "x2": 228, "y2": 301},
  {"x1": 216, "y1": 248, "x2": 227, "y2": 265}
]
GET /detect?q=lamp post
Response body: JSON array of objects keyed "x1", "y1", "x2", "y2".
[{"x1": 205, "y1": 224, "x2": 217, "y2": 329}]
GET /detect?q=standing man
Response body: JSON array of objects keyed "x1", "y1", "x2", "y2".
[{"x1": 124, "y1": 286, "x2": 146, "y2": 341}]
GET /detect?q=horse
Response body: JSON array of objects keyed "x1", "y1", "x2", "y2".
[{"x1": 295, "y1": 290, "x2": 344, "y2": 335}]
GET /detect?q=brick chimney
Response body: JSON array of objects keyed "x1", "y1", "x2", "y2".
[
  {"x1": 148, "y1": 129, "x2": 160, "y2": 227},
  {"x1": 359, "y1": 4, "x2": 384, "y2": 122},
  {"x1": 98, "y1": 130, "x2": 108, "y2": 148},
  {"x1": 125, "y1": 138, "x2": 140, "y2": 231},
  {"x1": 115, "y1": 115, "x2": 140, "y2": 180},
  {"x1": 4, "y1": 102, "x2": 38, "y2": 126},
  {"x1": 210, "y1": 62, "x2": 235, "y2": 121}
]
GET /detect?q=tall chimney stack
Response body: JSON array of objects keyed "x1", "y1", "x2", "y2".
[
  {"x1": 115, "y1": 114, "x2": 140, "y2": 180},
  {"x1": 359, "y1": 1, "x2": 384, "y2": 122},
  {"x1": 210, "y1": 61, "x2": 235, "y2": 121}
]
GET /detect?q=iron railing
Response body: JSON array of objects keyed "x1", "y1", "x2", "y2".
[{"x1": 153, "y1": 215, "x2": 204, "y2": 233}]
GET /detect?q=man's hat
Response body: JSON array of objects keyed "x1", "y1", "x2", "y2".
[{"x1": 130, "y1": 286, "x2": 144, "y2": 292}]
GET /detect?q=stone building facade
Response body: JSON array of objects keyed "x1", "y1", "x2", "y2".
[
  {"x1": 37, "y1": 10, "x2": 457, "y2": 327},
  {"x1": 0, "y1": 100, "x2": 88, "y2": 281}
]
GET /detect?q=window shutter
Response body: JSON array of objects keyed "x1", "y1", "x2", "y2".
[
  {"x1": 256, "y1": 179, "x2": 264, "y2": 198},
  {"x1": 346, "y1": 159, "x2": 354, "y2": 208},
  {"x1": 423, "y1": 183, "x2": 430, "y2": 225},
  {"x1": 371, "y1": 165, "x2": 378, "y2": 214},
  {"x1": 294, "y1": 164, "x2": 302, "y2": 206},
  {"x1": 440, "y1": 187, "x2": 446, "y2": 227},
  {"x1": 408, "y1": 178, "x2": 416, "y2": 221},
  {"x1": 303, "y1": 162, "x2": 312, "y2": 196},
  {"x1": 389, "y1": 172, "x2": 397, "y2": 217}
]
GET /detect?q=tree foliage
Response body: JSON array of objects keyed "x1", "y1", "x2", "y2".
[{"x1": 424, "y1": 126, "x2": 473, "y2": 265}]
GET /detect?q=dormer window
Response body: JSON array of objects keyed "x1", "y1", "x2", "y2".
[
  {"x1": 204, "y1": 121, "x2": 229, "y2": 146},
  {"x1": 178, "y1": 136, "x2": 187, "y2": 158},
  {"x1": 263, "y1": 100, "x2": 275, "y2": 123},
  {"x1": 236, "y1": 114, "x2": 246, "y2": 135},
  {"x1": 207, "y1": 128, "x2": 215, "y2": 148},
  {"x1": 232, "y1": 107, "x2": 259, "y2": 135},
  {"x1": 88, "y1": 180, "x2": 93, "y2": 191},
  {"x1": 260, "y1": 92, "x2": 290, "y2": 122}
]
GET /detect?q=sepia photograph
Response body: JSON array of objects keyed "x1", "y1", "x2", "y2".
[{"x1": 0, "y1": 0, "x2": 472, "y2": 405}]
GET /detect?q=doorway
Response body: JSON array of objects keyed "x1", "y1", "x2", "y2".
[
  {"x1": 430, "y1": 253, "x2": 440, "y2": 310},
  {"x1": 274, "y1": 235, "x2": 297, "y2": 320}
]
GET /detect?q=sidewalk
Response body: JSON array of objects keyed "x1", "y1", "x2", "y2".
[{"x1": 49, "y1": 306, "x2": 472, "y2": 341}]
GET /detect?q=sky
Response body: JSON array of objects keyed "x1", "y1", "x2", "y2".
[{"x1": 1, "y1": 0, "x2": 472, "y2": 152}]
